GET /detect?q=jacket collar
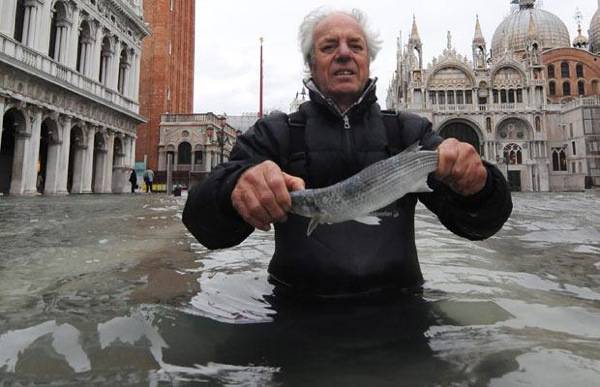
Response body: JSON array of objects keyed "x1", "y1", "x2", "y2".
[{"x1": 302, "y1": 77, "x2": 378, "y2": 117}]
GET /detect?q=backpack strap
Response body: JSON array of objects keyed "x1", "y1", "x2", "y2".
[
  {"x1": 381, "y1": 110, "x2": 404, "y2": 156},
  {"x1": 287, "y1": 110, "x2": 307, "y2": 156}
]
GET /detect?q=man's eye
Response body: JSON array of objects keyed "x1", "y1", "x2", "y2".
[
  {"x1": 351, "y1": 44, "x2": 364, "y2": 52},
  {"x1": 320, "y1": 45, "x2": 336, "y2": 53}
]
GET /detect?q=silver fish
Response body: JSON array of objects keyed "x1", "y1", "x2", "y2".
[{"x1": 289, "y1": 143, "x2": 438, "y2": 236}]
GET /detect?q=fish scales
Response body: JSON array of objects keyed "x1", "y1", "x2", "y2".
[{"x1": 290, "y1": 144, "x2": 439, "y2": 235}]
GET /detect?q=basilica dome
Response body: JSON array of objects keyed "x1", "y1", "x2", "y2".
[
  {"x1": 491, "y1": 2, "x2": 570, "y2": 57},
  {"x1": 589, "y1": 8, "x2": 600, "y2": 53}
]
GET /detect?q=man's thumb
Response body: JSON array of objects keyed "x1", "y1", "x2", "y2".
[{"x1": 282, "y1": 172, "x2": 305, "y2": 191}]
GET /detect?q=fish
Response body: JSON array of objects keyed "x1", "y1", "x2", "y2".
[{"x1": 289, "y1": 143, "x2": 439, "y2": 236}]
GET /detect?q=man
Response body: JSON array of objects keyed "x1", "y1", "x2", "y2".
[
  {"x1": 183, "y1": 8, "x2": 512, "y2": 297},
  {"x1": 143, "y1": 168, "x2": 154, "y2": 193}
]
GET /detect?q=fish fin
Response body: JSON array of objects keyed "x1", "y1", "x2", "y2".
[
  {"x1": 306, "y1": 218, "x2": 321, "y2": 237},
  {"x1": 413, "y1": 178, "x2": 434, "y2": 193},
  {"x1": 353, "y1": 216, "x2": 382, "y2": 226},
  {"x1": 404, "y1": 141, "x2": 422, "y2": 153}
]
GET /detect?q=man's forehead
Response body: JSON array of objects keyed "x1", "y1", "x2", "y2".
[{"x1": 314, "y1": 13, "x2": 366, "y2": 40}]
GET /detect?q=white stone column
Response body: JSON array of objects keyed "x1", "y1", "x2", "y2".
[
  {"x1": 109, "y1": 41, "x2": 120, "y2": 90},
  {"x1": 91, "y1": 25, "x2": 102, "y2": 81},
  {"x1": 24, "y1": 109, "x2": 42, "y2": 194},
  {"x1": 36, "y1": 0, "x2": 52, "y2": 54},
  {"x1": 44, "y1": 139, "x2": 60, "y2": 195},
  {"x1": 56, "y1": 117, "x2": 71, "y2": 194},
  {"x1": 103, "y1": 131, "x2": 115, "y2": 193},
  {"x1": 83, "y1": 126, "x2": 95, "y2": 193},
  {"x1": 22, "y1": 6, "x2": 32, "y2": 45},
  {"x1": 132, "y1": 51, "x2": 141, "y2": 101},
  {"x1": 0, "y1": 0, "x2": 17, "y2": 36},
  {"x1": 67, "y1": 6, "x2": 80, "y2": 69}
]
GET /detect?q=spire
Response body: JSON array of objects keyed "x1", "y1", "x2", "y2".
[
  {"x1": 409, "y1": 15, "x2": 421, "y2": 45},
  {"x1": 473, "y1": 15, "x2": 485, "y2": 44},
  {"x1": 572, "y1": 8, "x2": 588, "y2": 48}
]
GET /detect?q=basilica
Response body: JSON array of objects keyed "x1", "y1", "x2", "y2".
[
  {"x1": 387, "y1": 0, "x2": 600, "y2": 191},
  {"x1": 0, "y1": 0, "x2": 148, "y2": 195}
]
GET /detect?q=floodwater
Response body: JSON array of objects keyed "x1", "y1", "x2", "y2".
[{"x1": 0, "y1": 192, "x2": 599, "y2": 386}]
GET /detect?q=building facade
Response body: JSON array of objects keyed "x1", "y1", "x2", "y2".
[
  {"x1": 387, "y1": 0, "x2": 600, "y2": 191},
  {"x1": 157, "y1": 113, "x2": 236, "y2": 186},
  {"x1": 136, "y1": 0, "x2": 195, "y2": 172},
  {"x1": 0, "y1": 0, "x2": 149, "y2": 196}
]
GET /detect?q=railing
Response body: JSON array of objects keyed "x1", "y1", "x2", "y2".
[
  {"x1": 561, "y1": 96, "x2": 600, "y2": 111},
  {"x1": 432, "y1": 103, "x2": 527, "y2": 113},
  {"x1": 161, "y1": 113, "x2": 223, "y2": 126},
  {"x1": 0, "y1": 34, "x2": 139, "y2": 115}
]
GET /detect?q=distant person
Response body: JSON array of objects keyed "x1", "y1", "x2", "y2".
[
  {"x1": 183, "y1": 7, "x2": 512, "y2": 297},
  {"x1": 143, "y1": 169, "x2": 154, "y2": 193},
  {"x1": 36, "y1": 173, "x2": 44, "y2": 194},
  {"x1": 129, "y1": 169, "x2": 138, "y2": 193}
]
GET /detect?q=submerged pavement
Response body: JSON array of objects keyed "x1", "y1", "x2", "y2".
[{"x1": 0, "y1": 192, "x2": 599, "y2": 386}]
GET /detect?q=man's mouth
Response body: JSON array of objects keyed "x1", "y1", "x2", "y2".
[{"x1": 334, "y1": 70, "x2": 355, "y2": 76}]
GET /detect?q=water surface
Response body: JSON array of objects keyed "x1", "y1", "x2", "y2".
[{"x1": 0, "y1": 192, "x2": 599, "y2": 386}]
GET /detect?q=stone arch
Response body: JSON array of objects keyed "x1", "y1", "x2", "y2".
[
  {"x1": 427, "y1": 64, "x2": 476, "y2": 89},
  {"x1": 76, "y1": 20, "x2": 93, "y2": 73},
  {"x1": 117, "y1": 45, "x2": 130, "y2": 94},
  {"x1": 48, "y1": 0, "x2": 70, "y2": 61},
  {"x1": 490, "y1": 64, "x2": 527, "y2": 87},
  {"x1": 437, "y1": 118, "x2": 483, "y2": 154},
  {"x1": 1, "y1": 108, "x2": 27, "y2": 194},
  {"x1": 99, "y1": 35, "x2": 113, "y2": 84}
]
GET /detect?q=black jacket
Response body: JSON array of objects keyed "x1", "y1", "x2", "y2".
[{"x1": 183, "y1": 79, "x2": 512, "y2": 296}]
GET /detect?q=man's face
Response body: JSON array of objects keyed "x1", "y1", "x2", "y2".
[{"x1": 310, "y1": 14, "x2": 370, "y2": 109}]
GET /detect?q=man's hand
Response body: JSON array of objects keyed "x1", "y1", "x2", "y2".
[
  {"x1": 231, "y1": 161, "x2": 305, "y2": 231},
  {"x1": 436, "y1": 138, "x2": 487, "y2": 196}
]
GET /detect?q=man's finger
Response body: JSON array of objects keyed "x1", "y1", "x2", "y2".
[{"x1": 283, "y1": 172, "x2": 305, "y2": 191}]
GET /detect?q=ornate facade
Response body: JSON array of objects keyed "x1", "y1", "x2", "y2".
[
  {"x1": 158, "y1": 113, "x2": 236, "y2": 186},
  {"x1": 387, "y1": 0, "x2": 600, "y2": 191},
  {"x1": 0, "y1": 0, "x2": 149, "y2": 195}
]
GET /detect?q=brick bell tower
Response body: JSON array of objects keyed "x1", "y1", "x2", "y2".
[{"x1": 137, "y1": 0, "x2": 195, "y2": 171}]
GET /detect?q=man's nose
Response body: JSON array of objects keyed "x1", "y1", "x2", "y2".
[{"x1": 335, "y1": 42, "x2": 352, "y2": 62}]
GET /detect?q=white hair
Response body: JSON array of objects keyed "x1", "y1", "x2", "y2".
[{"x1": 298, "y1": 7, "x2": 382, "y2": 70}]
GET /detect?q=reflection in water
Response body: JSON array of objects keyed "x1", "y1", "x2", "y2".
[{"x1": 0, "y1": 193, "x2": 599, "y2": 385}]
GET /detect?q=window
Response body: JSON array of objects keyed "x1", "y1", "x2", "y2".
[
  {"x1": 578, "y1": 80, "x2": 585, "y2": 96},
  {"x1": 438, "y1": 91, "x2": 445, "y2": 105},
  {"x1": 177, "y1": 142, "x2": 191, "y2": 164},
  {"x1": 456, "y1": 90, "x2": 464, "y2": 105},
  {"x1": 516, "y1": 89, "x2": 523, "y2": 103},
  {"x1": 576, "y1": 64, "x2": 584, "y2": 78},
  {"x1": 501, "y1": 89, "x2": 507, "y2": 104},
  {"x1": 549, "y1": 81, "x2": 556, "y2": 96},
  {"x1": 547, "y1": 64, "x2": 555, "y2": 79},
  {"x1": 429, "y1": 91, "x2": 437, "y2": 105},
  {"x1": 552, "y1": 148, "x2": 567, "y2": 171},
  {"x1": 194, "y1": 151, "x2": 203, "y2": 164},
  {"x1": 486, "y1": 117, "x2": 492, "y2": 133},
  {"x1": 493, "y1": 89, "x2": 499, "y2": 104},
  {"x1": 503, "y1": 143, "x2": 523, "y2": 165},
  {"x1": 535, "y1": 116, "x2": 541, "y2": 132},
  {"x1": 572, "y1": 141, "x2": 576, "y2": 156},
  {"x1": 14, "y1": 0, "x2": 25, "y2": 42},
  {"x1": 465, "y1": 90, "x2": 473, "y2": 104},
  {"x1": 561, "y1": 62, "x2": 570, "y2": 78},
  {"x1": 563, "y1": 81, "x2": 571, "y2": 96}
]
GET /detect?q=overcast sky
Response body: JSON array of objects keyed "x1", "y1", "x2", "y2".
[{"x1": 193, "y1": 0, "x2": 598, "y2": 115}]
